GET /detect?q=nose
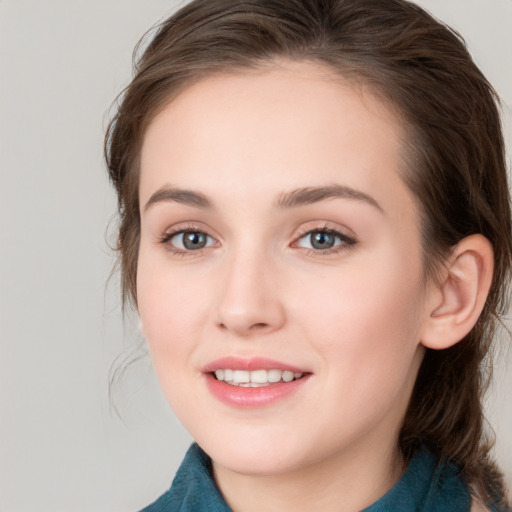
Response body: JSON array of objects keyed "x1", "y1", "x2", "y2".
[{"x1": 214, "y1": 249, "x2": 286, "y2": 337}]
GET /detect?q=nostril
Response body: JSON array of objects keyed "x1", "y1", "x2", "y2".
[{"x1": 250, "y1": 322, "x2": 270, "y2": 330}]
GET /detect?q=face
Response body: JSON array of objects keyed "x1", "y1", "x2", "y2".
[{"x1": 137, "y1": 61, "x2": 431, "y2": 478}]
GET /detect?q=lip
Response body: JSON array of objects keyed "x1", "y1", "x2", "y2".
[
  {"x1": 202, "y1": 356, "x2": 311, "y2": 409},
  {"x1": 202, "y1": 356, "x2": 308, "y2": 374}
]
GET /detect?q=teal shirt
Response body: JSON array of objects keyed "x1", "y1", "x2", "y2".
[{"x1": 141, "y1": 443, "x2": 475, "y2": 511}]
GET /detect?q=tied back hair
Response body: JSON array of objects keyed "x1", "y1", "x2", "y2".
[{"x1": 104, "y1": 1, "x2": 512, "y2": 508}]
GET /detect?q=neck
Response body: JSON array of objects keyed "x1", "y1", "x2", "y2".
[{"x1": 212, "y1": 435, "x2": 405, "y2": 512}]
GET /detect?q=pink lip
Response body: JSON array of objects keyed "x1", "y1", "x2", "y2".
[
  {"x1": 202, "y1": 356, "x2": 307, "y2": 374},
  {"x1": 202, "y1": 357, "x2": 311, "y2": 409}
]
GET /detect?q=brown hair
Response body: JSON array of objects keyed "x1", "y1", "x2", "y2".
[{"x1": 105, "y1": 0, "x2": 511, "y2": 507}]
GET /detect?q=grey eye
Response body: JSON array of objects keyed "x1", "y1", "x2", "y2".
[
  {"x1": 171, "y1": 231, "x2": 214, "y2": 250},
  {"x1": 296, "y1": 229, "x2": 355, "y2": 252},
  {"x1": 309, "y1": 231, "x2": 336, "y2": 250}
]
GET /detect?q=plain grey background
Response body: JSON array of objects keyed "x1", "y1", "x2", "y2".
[{"x1": 0, "y1": 1, "x2": 511, "y2": 511}]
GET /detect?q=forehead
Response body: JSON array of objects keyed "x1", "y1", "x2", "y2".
[{"x1": 139, "y1": 60, "x2": 415, "y2": 220}]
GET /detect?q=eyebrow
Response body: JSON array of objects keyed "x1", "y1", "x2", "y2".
[
  {"x1": 143, "y1": 184, "x2": 383, "y2": 213},
  {"x1": 144, "y1": 187, "x2": 213, "y2": 211},
  {"x1": 274, "y1": 185, "x2": 384, "y2": 213}
]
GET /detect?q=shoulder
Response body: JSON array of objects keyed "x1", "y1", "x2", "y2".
[{"x1": 140, "y1": 444, "x2": 231, "y2": 512}]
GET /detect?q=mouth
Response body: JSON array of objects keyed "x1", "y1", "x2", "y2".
[
  {"x1": 202, "y1": 357, "x2": 311, "y2": 407},
  {"x1": 212, "y1": 368, "x2": 305, "y2": 387}
]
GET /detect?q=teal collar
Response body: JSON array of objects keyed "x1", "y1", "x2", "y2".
[{"x1": 141, "y1": 443, "x2": 471, "y2": 512}]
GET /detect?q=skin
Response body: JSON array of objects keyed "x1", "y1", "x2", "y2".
[{"x1": 136, "y1": 61, "x2": 489, "y2": 511}]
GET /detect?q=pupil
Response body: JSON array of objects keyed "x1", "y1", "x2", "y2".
[
  {"x1": 311, "y1": 231, "x2": 334, "y2": 250},
  {"x1": 183, "y1": 232, "x2": 206, "y2": 250}
]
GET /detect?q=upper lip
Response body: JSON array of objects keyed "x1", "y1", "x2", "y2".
[{"x1": 202, "y1": 356, "x2": 309, "y2": 374}]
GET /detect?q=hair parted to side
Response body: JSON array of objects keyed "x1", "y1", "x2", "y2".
[{"x1": 105, "y1": 0, "x2": 511, "y2": 508}]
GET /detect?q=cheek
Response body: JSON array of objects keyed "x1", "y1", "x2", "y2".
[
  {"x1": 297, "y1": 273, "x2": 425, "y2": 442},
  {"x1": 137, "y1": 263, "x2": 210, "y2": 415},
  {"x1": 136, "y1": 253, "x2": 210, "y2": 368},
  {"x1": 293, "y1": 255, "x2": 425, "y2": 381}
]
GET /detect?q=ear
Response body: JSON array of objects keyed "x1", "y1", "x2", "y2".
[{"x1": 420, "y1": 234, "x2": 494, "y2": 350}]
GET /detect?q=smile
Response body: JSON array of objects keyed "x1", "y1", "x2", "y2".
[
  {"x1": 214, "y1": 369, "x2": 304, "y2": 387},
  {"x1": 203, "y1": 357, "x2": 311, "y2": 408}
]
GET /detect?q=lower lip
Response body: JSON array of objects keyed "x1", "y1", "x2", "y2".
[{"x1": 205, "y1": 373, "x2": 310, "y2": 408}]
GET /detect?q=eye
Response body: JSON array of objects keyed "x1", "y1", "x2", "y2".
[
  {"x1": 163, "y1": 230, "x2": 216, "y2": 252},
  {"x1": 294, "y1": 228, "x2": 356, "y2": 253}
]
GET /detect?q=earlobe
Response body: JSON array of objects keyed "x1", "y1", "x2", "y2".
[{"x1": 420, "y1": 234, "x2": 494, "y2": 350}]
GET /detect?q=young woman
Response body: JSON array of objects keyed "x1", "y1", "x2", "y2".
[{"x1": 105, "y1": 0, "x2": 511, "y2": 510}]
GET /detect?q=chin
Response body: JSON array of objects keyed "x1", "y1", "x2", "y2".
[
  {"x1": 212, "y1": 446, "x2": 302, "y2": 477},
  {"x1": 193, "y1": 425, "x2": 317, "y2": 476}
]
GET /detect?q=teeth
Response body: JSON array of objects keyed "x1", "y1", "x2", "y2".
[
  {"x1": 213, "y1": 369, "x2": 304, "y2": 386},
  {"x1": 267, "y1": 369, "x2": 282, "y2": 383},
  {"x1": 282, "y1": 371, "x2": 294, "y2": 382},
  {"x1": 250, "y1": 369, "x2": 268, "y2": 383},
  {"x1": 233, "y1": 370, "x2": 250, "y2": 383}
]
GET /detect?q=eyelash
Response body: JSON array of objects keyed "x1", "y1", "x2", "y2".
[
  {"x1": 158, "y1": 224, "x2": 357, "y2": 257},
  {"x1": 159, "y1": 225, "x2": 214, "y2": 257},
  {"x1": 292, "y1": 225, "x2": 357, "y2": 256}
]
